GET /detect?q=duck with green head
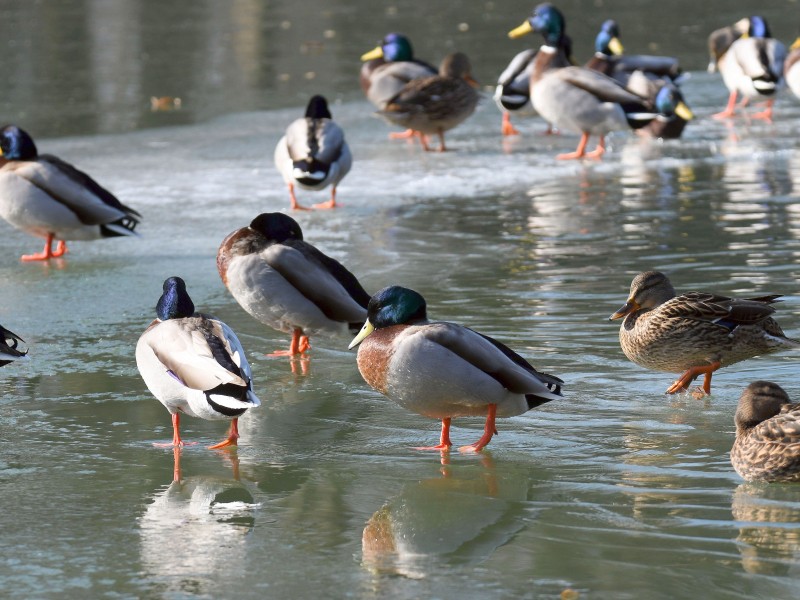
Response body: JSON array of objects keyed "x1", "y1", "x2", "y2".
[
  {"x1": 731, "y1": 381, "x2": 800, "y2": 482},
  {"x1": 349, "y1": 286, "x2": 563, "y2": 452},
  {"x1": 136, "y1": 277, "x2": 261, "y2": 449},
  {"x1": 0, "y1": 124, "x2": 141, "y2": 261}
]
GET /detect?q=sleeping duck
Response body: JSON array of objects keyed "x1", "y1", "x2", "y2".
[
  {"x1": 217, "y1": 212, "x2": 370, "y2": 358},
  {"x1": 274, "y1": 95, "x2": 352, "y2": 210},
  {"x1": 708, "y1": 16, "x2": 786, "y2": 121},
  {"x1": 0, "y1": 323, "x2": 27, "y2": 366},
  {"x1": 610, "y1": 271, "x2": 800, "y2": 396},
  {"x1": 625, "y1": 73, "x2": 694, "y2": 139},
  {"x1": 348, "y1": 286, "x2": 563, "y2": 452},
  {"x1": 376, "y1": 52, "x2": 480, "y2": 152},
  {"x1": 136, "y1": 277, "x2": 260, "y2": 449},
  {"x1": 731, "y1": 381, "x2": 800, "y2": 482},
  {"x1": 0, "y1": 125, "x2": 141, "y2": 261}
]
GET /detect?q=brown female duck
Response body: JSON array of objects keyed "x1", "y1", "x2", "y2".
[
  {"x1": 731, "y1": 381, "x2": 800, "y2": 482},
  {"x1": 609, "y1": 271, "x2": 799, "y2": 395}
]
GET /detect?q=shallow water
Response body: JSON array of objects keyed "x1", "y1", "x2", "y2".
[{"x1": 2, "y1": 1, "x2": 800, "y2": 599}]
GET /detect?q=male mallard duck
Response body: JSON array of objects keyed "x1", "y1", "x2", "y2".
[
  {"x1": 609, "y1": 271, "x2": 800, "y2": 396},
  {"x1": 0, "y1": 324, "x2": 27, "y2": 366},
  {"x1": 376, "y1": 52, "x2": 480, "y2": 152},
  {"x1": 0, "y1": 124, "x2": 141, "y2": 261},
  {"x1": 348, "y1": 286, "x2": 563, "y2": 452},
  {"x1": 515, "y1": 4, "x2": 659, "y2": 159},
  {"x1": 135, "y1": 277, "x2": 260, "y2": 449},
  {"x1": 731, "y1": 381, "x2": 800, "y2": 482},
  {"x1": 360, "y1": 33, "x2": 437, "y2": 110},
  {"x1": 784, "y1": 37, "x2": 800, "y2": 101},
  {"x1": 585, "y1": 19, "x2": 682, "y2": 87},
  {"x1": 494, "y1": 36, "x2": 574, "y2": 136},
  {"x1": 503, "y1": 3, "x2": 574, "y2": 135},
  {"x1": 274, "y1": 95, "x2": 352, "y2": 211},
  {"x1": 217, "y1": 212, "x2": 370, "y2": 358},
  {"x1": 708, "y1": 16, "x2": 786, "y2": 121},
  {"x1": 625, "y1": 74, "x2": 694, "y2": 139}
]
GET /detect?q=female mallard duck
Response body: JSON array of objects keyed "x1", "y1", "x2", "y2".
[
  {"x1": 585, "y1": 19, "x2": 682, "y2": 87},
  {"x1": 348, "y1": 286, "x2": 563, "y2": 452},
  {"x1": 503, "y1": 3, "x2": 573, "y2": 136},
  {"x1": 784, "y1": 37, "x2": 800, "y2": 101},
  {"x1": 274, "y1": 95, "x2": 352, "y2": 211},
  {"x1": 136, "y1": 277, "x2": 260, "y2": 449},
  {"x1": 217, "y1": 212, "x2": 370, "y2": 358},
  {"x1": 731, "y1": 381, "x2": 800, "y2": 482},
  {"x1": 708, "y1": 16, "x2": 786, "y2": 121},
  {"x1": 376, "y1": 52, "x2": 480, "y2": 152},
  {"x1": 0, "y1": 125, "x2": 141, "y2": 261},
  {"x1": 609, "y1": 271, "x2": 800, "y2": 396},
  {"x1": 0, "y1": 324, "x2": 27, "y2": 366}
]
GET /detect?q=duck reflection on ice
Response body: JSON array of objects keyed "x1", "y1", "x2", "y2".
[
  {"x1": 731, "y1": 483, "x2": 800, "y2": 577},
  {"x1": 138, "y1": 449, "x2": 260, "y2": 593},
  {"x1": 361, "y1": 457, "x2": 528, "y2": 578}
]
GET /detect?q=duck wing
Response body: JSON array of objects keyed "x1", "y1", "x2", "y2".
[
  {"x1": 556, "y1": 66, "x2": 646, "y2": 105},
  {"x1": 421, "y1": 322, "x2": 564, "y2": 404},
  {"x1": 659, "y1": 292, "x2": 779, "y2": 326}
]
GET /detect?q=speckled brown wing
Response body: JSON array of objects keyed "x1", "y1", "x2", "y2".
[
  {"x1": 658, "y1": 292, "x2": 778, "y2": 326},
  {"x1": 733, "y1": 405, "x2": 800, "y2": 481}
]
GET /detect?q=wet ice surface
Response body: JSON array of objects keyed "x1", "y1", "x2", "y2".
[{"x1": 2, "y1": 71, "x2": 800, "y2": 599}]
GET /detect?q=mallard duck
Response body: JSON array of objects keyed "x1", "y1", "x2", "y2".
[
  {"x1": 274, "y1": 95, "x2": 352, "y2": 211},
  {"x1": 135, "y1": 277, "x2": 260, "y2": 449},
  {"x1": 625, "y1": 73, "x2": 694, "y2": 139},
  {"x1": 609, "y1": 271, "x2": 800, "y2": 396},
  {"x1": 0, "y1": 324, "x2": 27, "y2": 366},
  {"x1": 360, "y1": 33, "x2": 437, "y2": 110},
  {"x1": 731, "y1": 381, "x2": 800, "y2": 482},
  {"x1": 503, "y1": 3, "x2": 574, "y2": 135},
  {"x1": 585, "y1": 19, "x2": 682, "y2": 87},
  {"x1": 376, "y1": 52, "x2": 480, "y2": 152},
  {"x1": 784, "y1": 37, "x2": 800, "y2": 101},
  {"x1": 217, "y1": 212, "x2": 370, "y2": 358},
  {"x1": 348, "y1": 286, "x2": 563, "y2": 452},
  {"x1": 708, "y1": 16, "x2": 787, "y2": 121},
  {"x1": 0, "y1": 124, "x2": 141, "y2": 261},
  {"x1": 494, "y1": 26, "x2": 574, "y2": 137}
]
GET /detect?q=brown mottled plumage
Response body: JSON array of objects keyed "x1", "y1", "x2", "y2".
[
  {"x1": 731, "y1": 381, "x2": 800, "y2": 482},
  {"x1": 609, "y1": 271, "x2": 799, "y2": 395},
  {"x1": 377, "y1": 52, "x2": 479, "y2": 152}
]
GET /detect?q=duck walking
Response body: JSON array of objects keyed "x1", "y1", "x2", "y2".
[
  {"x1": 0, "y1": 125, "x2": 141, "y2": 261},
  {"x1": 348, "y1": 286, "x2": 563, "y2": 452},
  {"x1": 136, "y1": 277, "x2": 260, "y2": 449},
  {"x1": 708, "y1": 16, "x2": 786, "y2": 121},
  {"x1": 609, "y1": 271, "x2": 800, "y2": 396},
  {"x1": 274, "y1": 95, "x2": 352, "y2": 210},
  {"x1": 0, "y1": 324, "x2": 27, "y2": 366},
  {"x1": 218, "y1": 212, "x2": 370, "y2": 358},
  {"x1": 731, "y1": 381, "x2": 800, "y2": 482},
  {"x1": 376, "y1": 52, "x2": 480, "y2": 152}
]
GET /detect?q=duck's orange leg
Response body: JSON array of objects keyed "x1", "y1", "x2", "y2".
[
  {"x1": 312, "y1": 186, "x2": 338, "y2": 210},
  {"x1": 208, "y1": 418, "x2": 240, "y2": 449},
  {"x1": 713, "y1": 91, "x2": 738, "y2": 119},
  {"x1": 288, "y1": 183, "x2": 310, "y2": 211},
  {"x1": 154, "y1": 413, "x2": 196, "y2": 448},
  {"x1": 21, "y1": 233, "x2": 60, "y2": 261},
  {"x1": 414, "y1": 418, "x2": 453, "y2": 451},
  {"x1": 269, "y1": 328, "x2": 311, "y2": 357},
  {"x1": 460, "y1": 404, "x2": 498, "y2": 453},
  {"x1": 389, "y1": 128, "x2": 417, "y2": 140},
  {"x1": 665, "y1": 361, "x2": 721, "y2": 395},
  {"x1": 750, "y1": 98, "x2": 775, "y2": 122},
  {"x1": 583, "y1": 136, "x2": 606, "y2": 159},
  {"x1": 556, "y1": 132, "x2": 590, "y2": 160},
  {"x1": 501, "y1": 112, "x2": 520, "y2": 136},
  {"x1": 435, "y1": 130, "x2": 447, "y2": 152}
]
